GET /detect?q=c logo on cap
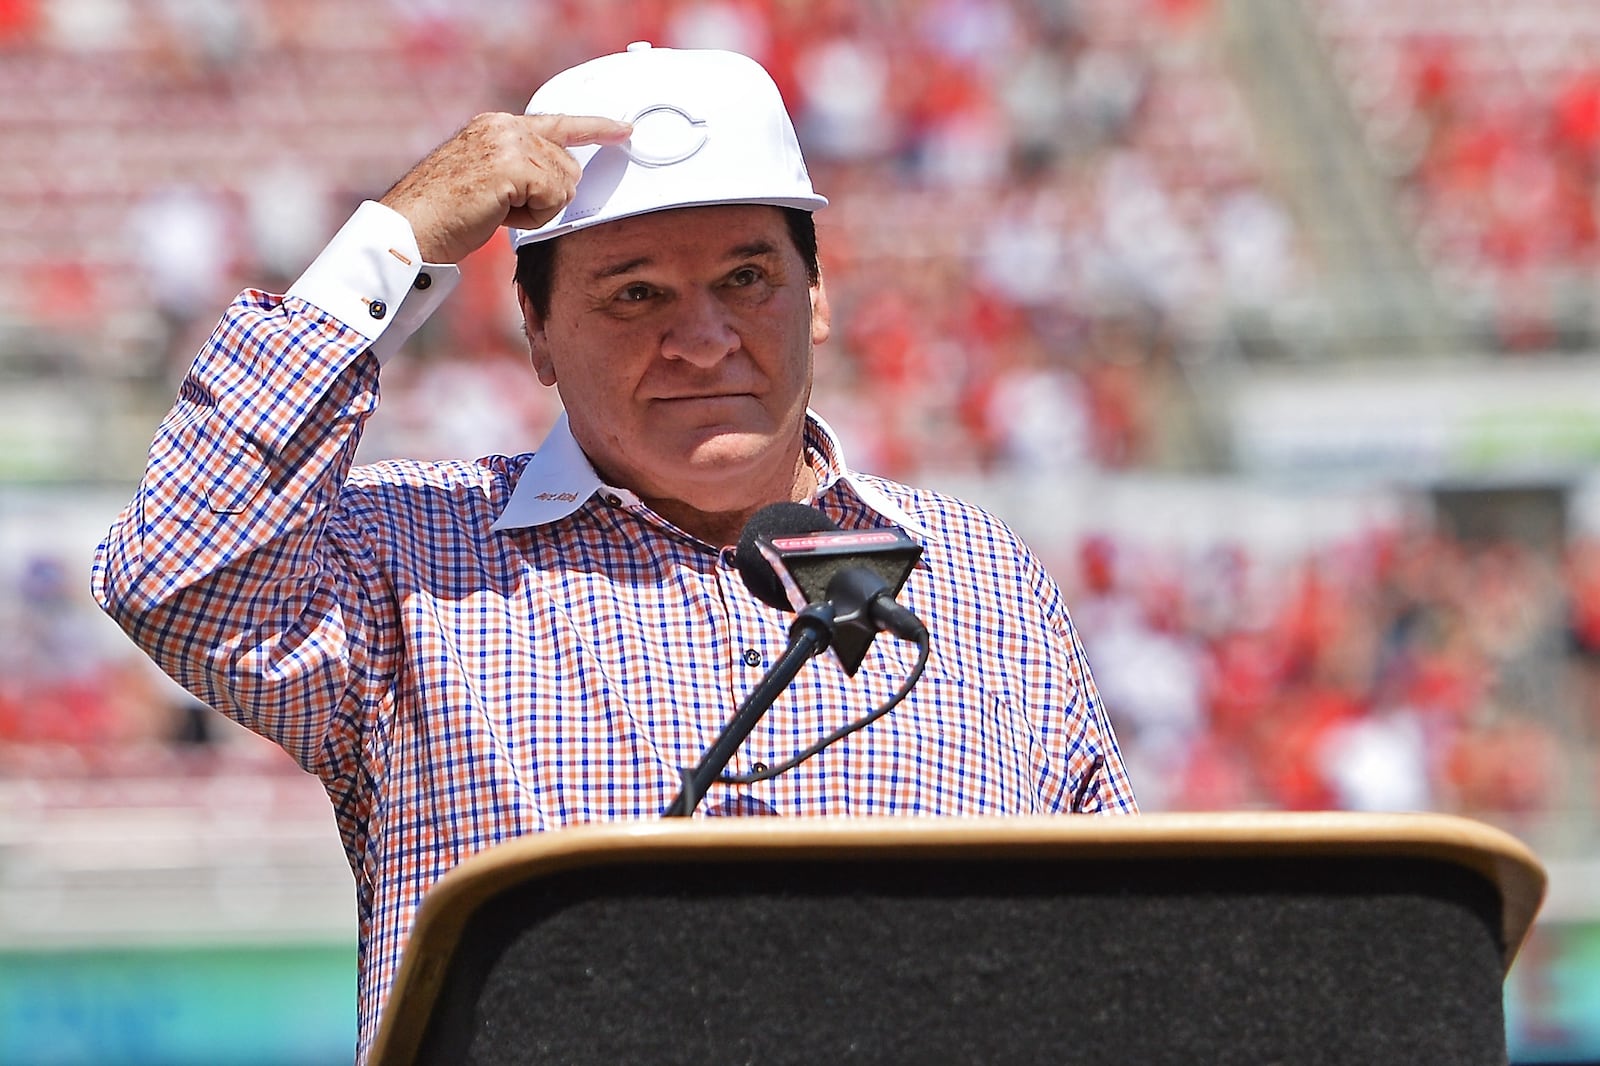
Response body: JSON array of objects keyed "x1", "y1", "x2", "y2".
[{"x1": 623, "y1": 104, "x2": 709, "y2": 167}]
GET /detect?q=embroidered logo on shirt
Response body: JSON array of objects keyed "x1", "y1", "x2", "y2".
[{"x1": 533, "y1": 491, "x2": 580, "y2": 502}]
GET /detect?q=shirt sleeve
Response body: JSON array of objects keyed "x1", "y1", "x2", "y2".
[
  {"x1": 1028, "y1": 555, "x2": 1140, "y2": 815},
  {"x1": 1055, "y1": 603, "x2": 1140, "y2": 814},
  {"x1": 90, "y1": 202, "x2": 458, "y2": 777}
]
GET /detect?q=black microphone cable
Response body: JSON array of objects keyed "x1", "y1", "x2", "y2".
[{"x1": 715, "y1": 625, "x2": 929, "y2": 786}]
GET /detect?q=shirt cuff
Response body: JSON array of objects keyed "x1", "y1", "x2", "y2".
[{"x1": 285, "y1": 200, "x2": 462, "y2": 364}]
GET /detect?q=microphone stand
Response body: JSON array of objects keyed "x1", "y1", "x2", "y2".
[{"x1": 662, "y1": 603, "x2": 836, "y2": 818}]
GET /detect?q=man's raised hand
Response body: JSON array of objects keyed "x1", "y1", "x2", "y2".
[{"x1": 380, "y1": 113, "x2": 632, "y2": 264}]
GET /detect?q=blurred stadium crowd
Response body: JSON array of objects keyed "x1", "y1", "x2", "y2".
[
  {"x1": 0, "y1": 0, "x2": 1598, "y2": 844},
  {"x1": 1315, "y1": 0, "x2": 1600, "y2": 352}
]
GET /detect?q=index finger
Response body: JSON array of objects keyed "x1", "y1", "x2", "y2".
[{"x1": 523, "y1": 113, "x2": 634, "y2": 148}]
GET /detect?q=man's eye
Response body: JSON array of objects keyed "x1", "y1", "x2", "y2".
[
  {"x1": 618, "y1": 283, "x2": 654, "y2": 302},
  {"x1": 728, "y1": 267, "x2": 763, "y2": 287}
]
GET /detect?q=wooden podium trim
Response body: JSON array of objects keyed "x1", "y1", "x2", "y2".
[{"x1": 369, "y1": 812, "x2": 1545, "y2": 1065}]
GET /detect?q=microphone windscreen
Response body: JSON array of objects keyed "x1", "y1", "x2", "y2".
[{"x1": 735, "y1": 502, "x2": 838, "y2": 611}]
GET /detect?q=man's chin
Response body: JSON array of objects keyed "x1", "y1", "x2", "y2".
[
  {"x1": 653, "y1": 423, "x2": 808, "y2": 497},
  {"x1": 672, "y1": 428, "x2": 777, "y2": 473}
]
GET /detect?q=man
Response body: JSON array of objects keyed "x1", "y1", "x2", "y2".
[{"x1": 93, "y1": 43, "x2": 1135, "y2": 1060}]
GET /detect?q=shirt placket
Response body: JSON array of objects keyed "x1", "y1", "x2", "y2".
[{"x1": 693, "y1": 547, "x2": 796, "y2": 815}]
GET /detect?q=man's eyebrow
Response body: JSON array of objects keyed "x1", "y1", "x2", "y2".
[
  {"x1": 727, "y1": 239, "x2": 780, "y2": 260},
  {"x1": 592, "y1": 256, "x2": 653, "y2": 281}
]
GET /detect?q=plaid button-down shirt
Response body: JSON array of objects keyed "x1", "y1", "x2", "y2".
[{"x1": 92, "y1": 204, "x2": 1136, "y2": 1061}]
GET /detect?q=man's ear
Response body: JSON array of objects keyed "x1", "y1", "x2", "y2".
[
  {"x1": 515, "y1": 281, "x2": 558, "y2": 387},
  {"x1": 810, "y1": 271, "x2": 831, "y2": 346}
]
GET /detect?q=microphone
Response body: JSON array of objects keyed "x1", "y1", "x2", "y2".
[
  {"x1": 662, "y1": 503, "x2": 929, "y2": 818},
  {"x1": 734, "y1": 502, "x2": 925, "y2": 675}
]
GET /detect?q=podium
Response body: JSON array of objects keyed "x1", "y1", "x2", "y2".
[{"x1": 368, "y1": 813, "x2": 1544, "y2": 1065}]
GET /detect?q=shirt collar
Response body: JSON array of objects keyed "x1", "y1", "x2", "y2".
[{"x1": 491, "y1": 409, "x2": 926, "y2": 537}]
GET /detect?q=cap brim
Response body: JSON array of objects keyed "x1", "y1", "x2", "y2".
[{"x1": 510, "y1": 192, "x2": 828, "y2": 248}]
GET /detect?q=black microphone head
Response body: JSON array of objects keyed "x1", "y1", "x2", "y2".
[{"x1": 735, "y1": 502, "x2": 838, "y2": 611}]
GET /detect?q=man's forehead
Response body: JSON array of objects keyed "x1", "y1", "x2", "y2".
[{"x1": 563, "y1": 204, "x2": 794, "y2": 272}]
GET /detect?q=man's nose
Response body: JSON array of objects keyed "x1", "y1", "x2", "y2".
[{"x1": 660, "y1": 289, "x2": 739, "y2": 366}]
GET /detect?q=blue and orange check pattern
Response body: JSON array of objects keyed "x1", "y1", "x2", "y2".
[{"x1": 94, "y1": 290, "x2": 1136, "y2": 1061}]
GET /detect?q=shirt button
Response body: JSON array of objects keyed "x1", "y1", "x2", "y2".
[
  {"x1": 751, "y1": 761, "x2": 770, "y2": 775},
  {"x1": 413, "y1": 272, "x2": 432, "y2": 290},
  {"x1": 368, "y1": 299, "x2": 387, "y2": 320},
  {"x1": 603, "y1": 493, "x2": 622, "y2": 507},
  {"x1": 741, "y1": 648, "x2": 762, "y2": 667}
]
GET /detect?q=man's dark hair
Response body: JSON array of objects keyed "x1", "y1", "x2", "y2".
[{"x1": 513, "y1": 207, "x2": 820, "y2": 320}]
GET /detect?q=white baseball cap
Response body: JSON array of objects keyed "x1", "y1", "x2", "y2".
[{"x1": 507, "y1": 42, "x2": 827, "y2": 248}]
